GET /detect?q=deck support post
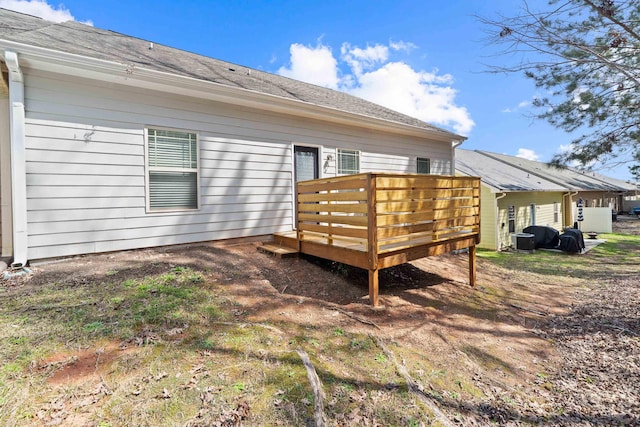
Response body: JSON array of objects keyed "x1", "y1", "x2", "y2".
[
  {"x1": 295, "y1": 182, "x2": 302, "y2": 253},
  {"x1": 469, "y1": 245, "x2": 476, "y2": 287},
  {"x1": 369, "y1": 269, "x2": 379, "y2": 306},
  {"x1": 366, "y1": 173, "x2": 379, "y2": 306}
]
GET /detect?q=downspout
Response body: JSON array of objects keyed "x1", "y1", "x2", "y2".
[
  {"x1": 495, "y1": 192, "x2": 507, "y2": 250},
  {"x1": 451, "y1": 139, "x2": 464, "y2": 175},
  {"x1": 5, "y1": 51, "x2": 28, "y2": 266},
  {"x1": 1, "y1": 68, "x2": 12, "y2": 257}
]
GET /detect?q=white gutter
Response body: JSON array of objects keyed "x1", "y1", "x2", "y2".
[{"x1": 4, "y1": 51, "x2": 27, "y2": 266}]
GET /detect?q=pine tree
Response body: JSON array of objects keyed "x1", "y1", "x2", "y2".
[{"x1": 480, "y1": 0, "x2": 639, "y2": 178}]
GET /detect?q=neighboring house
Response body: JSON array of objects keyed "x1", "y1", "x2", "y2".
[
  {"x1": 456, "y1": 150, "x2": 568, "y2": 250},
  {"x1": 623, "y1": 193, "x2": 640, "y2": 214},
  {"x1": 584, "y1": 170, "x2": 638, "y2": 214},
  {"x1": 0, "y1": 9, "x2": 464, "y2": 264},
  {"x1": 456, "y1": 149, "x2": 634, "y2": 250},
  {"x1": 479, "y1": 151, "x2": 632, "y2": 213}
]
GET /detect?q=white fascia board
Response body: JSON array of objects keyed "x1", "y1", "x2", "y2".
[{"x1": 0, "y1": 39, "x2": 462, "y2": 144}]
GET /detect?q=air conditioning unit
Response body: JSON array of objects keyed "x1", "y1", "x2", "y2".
[{"x1": 511, "y1": 233, "x2": 535, "y2": 252}]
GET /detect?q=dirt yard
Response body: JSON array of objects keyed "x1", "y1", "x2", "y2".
[{"x1": 2, "y1": 217, "x2": 638, "y2": 426}]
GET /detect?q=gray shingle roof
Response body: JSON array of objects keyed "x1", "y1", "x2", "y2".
[
  {"x1": 457, "y1": 149, "x2": 633, "y2": 192},
  {"x1": 456, "y1": 149, "x2": 567, "y2": 192},
  {"x1": 580, "y1": 169, "x2": 637, "y2": 191},
  {"x1": 0, "y1": 8, "x2": 460, "y2": 139},
  {"x1": 478, "y1": 151, "x2": 626, "y2": 192}
]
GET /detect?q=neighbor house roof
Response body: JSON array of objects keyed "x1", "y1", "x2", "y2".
[
  {"x1": 579, "y1": 170, "x2": 637, "y2": 192},
  {"x1": 0, "y1": 8, "x2": 461, "y2": 141},
  {"x1": 456, "y1": 149, "x2": 567, "y2": 193},
  {"x1": 477, "y1": 151, "x2": 628, "y2": 192},
  {"x1": 457, "y1": 149, "x2": 633, "y2": 193}
]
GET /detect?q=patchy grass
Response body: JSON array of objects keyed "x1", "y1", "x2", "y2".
[
  {"x1": 1, "y1": 227, "x2": 637, "y2": 425},
  {"x1": 477, "y1": 232, "x2": 639, "y2": 279},
  {"x1": 0, "y1": 266, "x2": 438, "y2": 426}
]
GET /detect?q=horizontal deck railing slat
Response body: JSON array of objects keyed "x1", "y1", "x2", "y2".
[
  {"x1": 376, "y1": 188, "x2": 478, "y2": 201},
  {"x1": 298, "y1": 213, "x2": 368, "y2": 227},
  {"x1": 298, "y1": 222, "x2": 368, "y2": 239},
  {"x1": 377, "y1": 222, "x2": 434, "y2": 239},
  {"x1": 298, "y1": 191, "x2": 368, "y2": 202},
  {"x1": 298, "y1": 202, "x2": 369, "y2": 214},
  {"x1": 377, "y1": 211, "x2": 435, "y2": 226},
  {"x1": 297, "y1": 177, "x2": 367, "y2": 193}
]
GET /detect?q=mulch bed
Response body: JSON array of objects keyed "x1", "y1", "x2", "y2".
[
  {"x1": 543, "y1": 275, "x2": 640, "y2": 426},
  {"x1": 530, "y1": 219, "x2": 639, "y2": 426}
]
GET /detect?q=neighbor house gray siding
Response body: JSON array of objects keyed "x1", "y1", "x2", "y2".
[{"x1": 24, "y1": 69, "x2": 453, "y2": 260}]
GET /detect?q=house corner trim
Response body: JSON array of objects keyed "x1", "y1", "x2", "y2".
[{"x1": 5, "y1": 51, "x2": 28, "y2": 265}]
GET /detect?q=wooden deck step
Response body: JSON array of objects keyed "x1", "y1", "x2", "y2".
[
  {"x1": 273, "y1": 231, "x2": 298, "y2": 249},
  {"x1": 258, "y1": 243, "x2": 299, "y2": 258}
]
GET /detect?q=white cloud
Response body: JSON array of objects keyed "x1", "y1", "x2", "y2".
[
  {"x1": 502, "y1": 99, "x2": 531, "y2": 113},
  {"x1": 278, "y1": 43, "x2": 340, "y2": 89},
  {"x1": 340, "y1": 43, "x2": 388, "y2": 76},
  {"x1": 349, "y1": 62, "x2": 473, "y2": 134},
  {"x1": 0, "y1": 0, "x2": 92, "y2": 25},
  {"x1": 556, "y1": 143, "x2": 587, "y2": 168},
  {"x1": 389, "y1": 40, "x2": 418, "y2": 53},
  {"x1": 557, "y1": 143, "x2": 574, "y2": 154},
  {"x1": 516, "y1": 148, "x2": 540, "y2": 161},
  {"x1": 277, "y1": 40, "x2": 474, "y2": 135}
]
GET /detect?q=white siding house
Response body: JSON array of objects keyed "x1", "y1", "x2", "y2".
[{"x1": 0, "y1": 9, "x2": 463, "y2": 263}]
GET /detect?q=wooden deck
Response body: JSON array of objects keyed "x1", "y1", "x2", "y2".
[{"x1": 271, "y1": 172, "x2": 480, "y2": 306}]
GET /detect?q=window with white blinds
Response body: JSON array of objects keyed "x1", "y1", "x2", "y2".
[
  {"x1": 146, "y1": 128, "x2": 199, "y2": 211},
  {"x1": 417, "y1": 157, "x2": 431, "y2": 174},
  {"x1": 337, "y1": 148, "x2": 360, "y2": 175}
]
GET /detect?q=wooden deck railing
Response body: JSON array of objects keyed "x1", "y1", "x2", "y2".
[{"x1": 296, "y1": 173, "x2": 480, "y2": 306}]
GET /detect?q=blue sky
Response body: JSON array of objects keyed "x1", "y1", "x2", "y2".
[{"x1": 1, "y1": 0, "x2": 633, "y2": 181}]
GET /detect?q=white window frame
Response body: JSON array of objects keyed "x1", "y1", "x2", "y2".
[
  {"x1": 337, "y1": 148, "x2": 360, "y2": 175},
  {"x1": 416, "y1": 157, "x2": 431, "y2": 174},
  {"x1": 144, "y1": 127, "x2": 200, "y2": 213},
  {"x1": 508, "y1": 205, "x2": 516, "y2": 233}
]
